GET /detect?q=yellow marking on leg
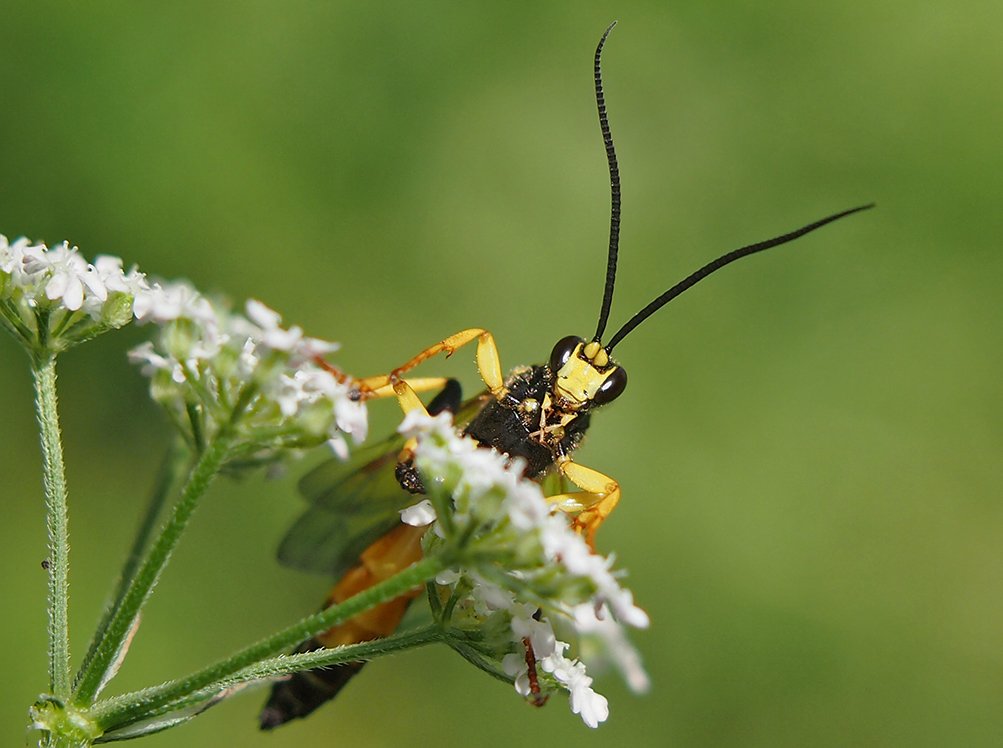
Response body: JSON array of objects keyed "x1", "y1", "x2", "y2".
[
  {"x1": 362, "y1": 377, "x2": 450, "y2": 401},
  {"x1": 392, "y1": 379, "x2": 431, "y2": 417},
  {"x1": 547, "y1": 459, "x2": 621, "y2": 549},
  {"x1": 361, "y1": 328, "x2": 505, "y2": 399},
  {"x1": 386, "y1": 379, "x2": 431, "y2": 462},
  {"x1": 475, "y1": 332, "x2": 504, "y2": 395},
  {"x1": 397, "y1": 436, "x2": 418, "y2": 464},
  {"x1": 361, "y1": 378, "x2": 449, "y2": 464}
]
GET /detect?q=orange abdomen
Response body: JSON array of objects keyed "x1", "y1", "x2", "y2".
[{"x1": 259, "y1": 524, "x2": 426, "y2": 729}]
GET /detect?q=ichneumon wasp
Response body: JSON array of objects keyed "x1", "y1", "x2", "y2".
[{"x1": 259, "y1": 22, "x2": 873, "y2": 729}]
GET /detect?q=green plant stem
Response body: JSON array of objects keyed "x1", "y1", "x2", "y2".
[
  {"x1": 42, "y1": 731, "x2": 92, "y2": 748},
  {"x1": 74, "y1": 441, "x2": 188, "y2": 690},
  {"x1": 30, "y1": 696, "x2": 100, "y2": 748},
  {"x1": 94, "y1": 625, "x2": 445, "y2": 733},
  {"x1": 72, "y1": 434, "x2": 234, "y2": 704},
  {"x1": 447, "y1": 639, "x2": 513, "y2": 686},
  {"x1": 90, "y1": 554, "x2": 448, "y2": 730},
  {"x1": 1, "y1": 297, "x2": 34, "y2": 343},
  {"x1": 32, "y1": 356, "x2": 72, "y2": 699}
]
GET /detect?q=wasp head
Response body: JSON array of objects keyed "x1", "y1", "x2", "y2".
[{"x1": 548, "y1": 335, "x2": 627, "y2": 411}]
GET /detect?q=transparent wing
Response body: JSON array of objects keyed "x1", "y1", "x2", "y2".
[
  {"x1": 277, "y1": 387, "x2": 491, "y2": 578},
  {"x1": 277, "y1": 435, "x2": 411, "y2": 577}
]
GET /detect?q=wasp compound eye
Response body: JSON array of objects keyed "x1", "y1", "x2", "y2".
[
  {"x1": 593, "y1": 366, "x2": 627, "y2": 406},
  {"x1": 550, "y1": 336, "x2": 583, "y2": 373}
]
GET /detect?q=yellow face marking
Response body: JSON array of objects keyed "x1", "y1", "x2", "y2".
[
  {"x1": 553, "y1": 342, "x2": 617, "y2": 408},
  {"x1": 581, "y1": 341, "x2": 610, "y2": 368}
]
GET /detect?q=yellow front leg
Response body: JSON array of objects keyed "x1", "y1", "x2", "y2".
[
  {"x1": 389, "y1": 379, "x2": 433, "y2": 463},
  {"x1": 353, "y1": 328, "x2": 507, "y2": 491},
  {"x1": 361, "y1": 377, "x2": 451, "y2": 403},
  {"x1": 547, "y1": 458, "x2": 621, "y2": 549},
  {"x1": 360, "y1": 328, "x2": 505, "y2": 399}
]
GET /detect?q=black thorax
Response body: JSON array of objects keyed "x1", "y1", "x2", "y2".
[{"x1": 463, "y1": 364, "x2": 591, "y2": 478}]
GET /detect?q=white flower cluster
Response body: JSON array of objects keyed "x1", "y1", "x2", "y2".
[
  {"x1": 0, "y1": 233, "x2": 367, "y2": 465},
  {"x1": 399, "y1": 411, "x2": 649, "y2": 728},
  {"x1": 129, "y1": 287, "x2": 367, "y2": 463},
  {"x1": 0, "y1": 235, "x2": 151, "y2": 353}
]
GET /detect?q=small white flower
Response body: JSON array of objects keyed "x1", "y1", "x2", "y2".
[
  {"x1": 36, "y1": 242, "x2": 107, "y2": 312},
  {"x1": 0, "y1": 235, "x2": 29, "y2": 273},
  {"x1": 501, "y1": 652, "x2": 532, "y2": 696},
  {"x1": 127, "y1": 341, "x2": 186, "y2": 383},
  {"x1": 401, "y1": 499, "x2": 437, "y2": 527},
  {"x1": 244, "y1": 298, "x2": 282, "y2": 330},
  {"x1": 16, "y1": 242, "x2": 51, "y2": 279},
  {"x1": 245, "y1": 299, "x2": 305, "y2": 352},
  {"x1": 399, "y1": 409, "x2": 452, "y2": 440},
  {"x1": 295, "y1": 335, "x2": 340, "y2": 358},
  {"x1": 334, "y1": 394, "x2": 367, "y2": 442},
  {"x1": 243, "y1": 299, "x2": 341, "y2": 362},
  {"x1": 469, "y1": 575, "x2": 517, "y2": 614},
  {"x1": 570, "y1": 602, "x2": 650, "y2": 694},
  {"x1": 506, "y1": 483, "x2": 552, "y2": 530},
  {"x1": 511, "y1": 606, "x2": 557, "y2": 660},
  {"x1": 435, "y1": 569, "x2": 461, "y2": 585},
  {"x1": 545, "y1": 656, "x2": 609, "y2": 728},
  {"x1": 326, "y1": 434, "x2": 349, "y2": 460},
  {"x1": 133, "y1": 281, "x2": 215, "y2": 325}
]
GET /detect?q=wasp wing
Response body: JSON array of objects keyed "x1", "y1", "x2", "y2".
[
  {"x1": 277, "y1": 435, "x2": 411, "y2": 577},
  {"x1": 277, "y1": 386, "x2": 491, "y2": 578}
]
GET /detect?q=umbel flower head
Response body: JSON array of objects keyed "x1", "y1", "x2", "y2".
[
  {"x1": 129, "y1": 287, "x2": 367, "y2": 468},
  {"x1": 399, "y1": 412, "x2": 650, "y2": 728},
  {"x1": 0, "y1": 235, "x2": 151, "y2": 356}
]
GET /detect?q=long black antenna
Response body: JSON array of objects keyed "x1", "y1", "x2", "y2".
[
  {"x1": 592, "y1": 20, "x2": 621, "y2": 343},
  {"x1": 604, "y1": 203, "x2": 875, "y2": 351}
]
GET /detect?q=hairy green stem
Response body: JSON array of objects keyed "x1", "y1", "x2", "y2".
[
  {"x1": 447, "y1": 639, "x2": 513, "y2": 686},
  {"x1": 73, "y1": 435, "x2": 233, "y2": 704},
  {"x1": 94, "y1": 625, "x2": 445, "y2": 733},
  {"x1": 41, "y1": 731, "x2": 93, "y2": 748},
  {"x1": 32, "y1": 357, "x2": 72, "y2": 699},
  {"x1": 74, "y1": 442, "x2": 188, "y2": 690},
  {"x1": 90, "y1": 554, "x2": 447, "y2": 729}
]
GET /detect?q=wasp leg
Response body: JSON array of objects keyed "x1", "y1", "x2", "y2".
[
  {"x1": 369, "y1": 377, "x2": 466, "y2": 474},
  {"x1": 359, "y1": 328, "x2": 505, "y2": 399},
  {"x1": 362, "y1": 378, "x2": 445, "y2": 462},
  {"x1": 380, "y1": 379, "x2": 441, "y2": 467},
  {"x1": 362, "y1": 376, "x2": 452, "y2": 401},
  {"x1": 362, "y1": 327, "x2": 506, "y2": 475},
  {"x1": 547, "y1": 459, "x2": 621, "y2": 549}
]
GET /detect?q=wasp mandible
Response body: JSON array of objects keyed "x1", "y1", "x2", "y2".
[{"x1": 259, "y1": 22, "x2": 872, "y2": 729}]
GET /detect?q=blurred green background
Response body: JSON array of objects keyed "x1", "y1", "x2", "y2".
[{"x1": 2, "y1": 2, "x2": 1001, "y2": 746}]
